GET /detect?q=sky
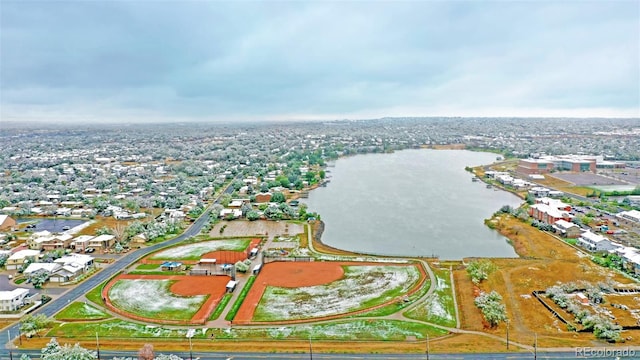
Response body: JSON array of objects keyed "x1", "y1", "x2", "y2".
[{"x1": 1, "y1": 1, "x2": 639, "y2": 123}]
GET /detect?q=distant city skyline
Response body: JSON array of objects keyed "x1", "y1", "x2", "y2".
[{"x1": 1, "y1": 1, "x2": 638, "y2": 123}]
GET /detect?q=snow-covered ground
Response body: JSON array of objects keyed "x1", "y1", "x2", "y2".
[
  {"x1": 109, "y1": 279, "x2": 206, "y2": 317},
  {"x1": 151, "y1": 239, "x2": 249, "y2": 259},
  {"x1": 255, "y1": 265, "x2": 420, "y2": 320}
]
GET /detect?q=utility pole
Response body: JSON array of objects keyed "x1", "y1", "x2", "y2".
[
  {"x1": 189, "y1": 335, "x2": 193, "y2": 360},
  {"x1": 506, "y1": 319, "x2": 510, "y2": 350},
  {"x1": 426, "y1": 333, "x2": 430, "y2": 360},
  {"x1": 534, "y1": 333, "x2": 537, "y2": 360},
  {"x1": 96, "y1": 332, "x2": 101, "y2": 360},
  {"x1": 309, "y1": 336, "x2": 313, "y2": 360}
]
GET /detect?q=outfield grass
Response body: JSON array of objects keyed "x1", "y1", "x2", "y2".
[
  {"x1": 55, "y1": 302, "x2": 111, "y2": 321},
  {"x1": 353, "y1": 278, "x2": 431, "y2": 318},
  {"x1": 253, "y1": 265, "x2": 421, "y2": 321},
  {"x1": 209, "y1": 293, "x2": 233, "y2": 320},
  {"x1": 225, "y1": 276, "x2": 256, "y2": 321},
  {"x1": 108, "y1": 279, "x2": 206, "y2": 321}
]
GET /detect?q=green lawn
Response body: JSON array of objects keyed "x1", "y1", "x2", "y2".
[
  {"x1": 47, "y1": 318, "x2": 447, "y2": 341},
  {"x1": 404, "y1": 268, "x2": 457, "y2": 327},
  {"x1": 86, "y1": 279, "x2": 109, "y2": 306},
  {"x1": 48, "y1": 319, "x2": 206, "y2": 339},
  {"x1": 55, "y1": 302, "x2": 111, "y2": 321},
  {"x1": 226, "y1": 276, "x2": 256, "y2": 321},
  {"x1": 210, "y1": 293, "x2": 233, "y2": 321},
  {"x1": 136, "y1": 264, "x2": 160, "y2": 270}
]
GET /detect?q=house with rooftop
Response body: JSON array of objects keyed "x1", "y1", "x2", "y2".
[
  {"x1": 614, "y1": 247, "x2": 640, "y2": 276},
  {"x1": 88, "y1": 234, "x2": 116, "y2": 250},
  {"x1": 552, "y1": 219, "x2": 582, "y2": 238},
  {"x1": 529, "y1": 198, "x2": 573, "y2": 225},
  {"x1": 577, "y1": 231, "x2": 619, "y2": 252},
  {"x1": 0, "y1": 215, "x2": 17, "y2": 231},
  {"x1": 6, "y1": 249, "x2": 41, "y2": 270},
  {"x1": 0, "y1": 288, "x2": 30, "y2": 312},
  {"x1": 72, "y1": 235, "x2": 94, "y2": 252}
]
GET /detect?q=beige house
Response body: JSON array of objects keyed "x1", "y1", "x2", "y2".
[{"x1": 6, "y1": 249, "x2": 41, "y2": 270}]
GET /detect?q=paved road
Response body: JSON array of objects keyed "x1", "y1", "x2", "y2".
[
  {"x1": 0, "y1": 184, "x2": 235, "y2": 357},
  {"x1": 1, "y1": 348, "x2": 626, "y2": 359}
]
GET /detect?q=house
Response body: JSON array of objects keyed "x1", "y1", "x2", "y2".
[
  {"x1": 254, "y1": 192, "x2": 272, "y2": 203},
  {"x1": 529, "y1": 187, "x2": 550, "y2": 198},
  {"x1": 6, "y1": 249, "x2": 41, "y2": 270},
  {"x1": 50, "y1": 254, "x2": 94, "y2": 282},
  {"x1": 88, "y1": 235, "x2": 116, "y2": 250},
  {"x1": 0, "y1": 215, "x2": 17, "y2": 231},
  {"x1": 131, "y1": 233, "x2": 147, "y2": 245},
  {"x1": 23, "y1": 262, "x2": 62, "y2": 276},
  {"x1": 0, "y1": 288, "x2": 30, "y2": 312},
  {"x1": 54, "y1": 253, "x2": 94, "y2": 272},
  {"x1": 615, "y1": 247, "x2": 640, "y2": 276},
  {"x1": 41, "y1": 233, "x2": 74, "y2": 251},
  {"x1": 529, "y1": 204, "x2": 572, "y2": 225},
  {"x1": 72, "y1": 235, "x2": 94, "y2": 252},
  {"x1": 552, "y1": 219, "x2": 582, "y2": 238},
  {"x1": 617, "y1": 210, "x2": 640, "y2": 224},
  {"x1": 220, "y1": 208, "x2": 242, "y2": 219},
  {"x1": 577, "y1": 231, "x2": 619, "y2": 252}
]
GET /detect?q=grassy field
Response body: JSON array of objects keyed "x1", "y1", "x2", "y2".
[
  {"x1": 253, "y1": 265, "x2": 421, "y2": 321},
  {"x1": 108, "y1": 279, "x2": 206, "y2": 321},
  {"x1": 209, "y1": 293, "x2": 233, "y2": 321},
  {"x1": 85, "y1": 279, "x2": 109, "y2": 306},
  {"x1": 457, "y1": 213, "x2": 640, "y2": 347},
  {"x1": 404, "y1": 267, "x2": 456, "y2": 327},
  {"x1": 55, "y1": 302, "x2": 111, "y2": 321},
  {"x1": 150, "y1": 238, "x2": 251, "y2": 260},
  {"x1": 136, "y1": 264, "x2": 160, "y2": 270}
]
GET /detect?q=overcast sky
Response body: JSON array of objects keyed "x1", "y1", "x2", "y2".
[{"x1": 1, "y1": 1, "x2": 638, "y2": 123}]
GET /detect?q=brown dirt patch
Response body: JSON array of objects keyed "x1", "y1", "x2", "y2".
[{"x1": 103, "y1": 274, "x2": 229, "y2": 324}]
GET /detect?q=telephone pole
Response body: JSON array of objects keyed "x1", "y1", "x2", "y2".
[{"x1": 425, "y1": 333, "x2": 430, "y2": 360}]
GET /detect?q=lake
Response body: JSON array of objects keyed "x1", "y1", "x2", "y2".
[{"x1": 303, "y1": 149, "x2": 522, "y2": 259}]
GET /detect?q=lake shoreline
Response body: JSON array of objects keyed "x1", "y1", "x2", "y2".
[{"x1": 303, "y1": 149, "x2": 523, "y2": 259}]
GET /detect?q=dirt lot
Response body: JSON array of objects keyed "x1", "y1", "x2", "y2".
[
  {"x1": 102, "y1": 274, "x2": 229, "y2": 324},
  {"x1": 456, "y1": 214, "x2": 640, "y2": 347},
  {"x1": 210, "y1": 220, "x2": 304, "y2": 240}
]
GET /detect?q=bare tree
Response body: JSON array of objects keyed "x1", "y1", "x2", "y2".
[{"x1": 138, "y1": 343, "x2": 154, "y2": 360}]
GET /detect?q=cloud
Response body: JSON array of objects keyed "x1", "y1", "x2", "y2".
[{"x1": 1, "y1": 1, "x2": 638, "y2": 123}]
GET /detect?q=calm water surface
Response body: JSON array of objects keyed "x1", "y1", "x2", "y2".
[{"x1": 303, "y1": 149, "x2": 522, "y2": 259}]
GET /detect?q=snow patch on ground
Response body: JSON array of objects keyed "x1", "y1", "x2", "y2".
[
  {"x1": 255, "y1": 265, "x2": 420, "y2": 320},
  {"x1": 109, "y1": 279, "x2": 205, "y2": 315},
  {"x1": 151, "y1": 239, "x2": 248, "y2": 259}
]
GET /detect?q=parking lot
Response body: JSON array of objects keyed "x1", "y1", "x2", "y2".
[{"x1": 553, "y1": 172, "x2": 629, "y2": 186}]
